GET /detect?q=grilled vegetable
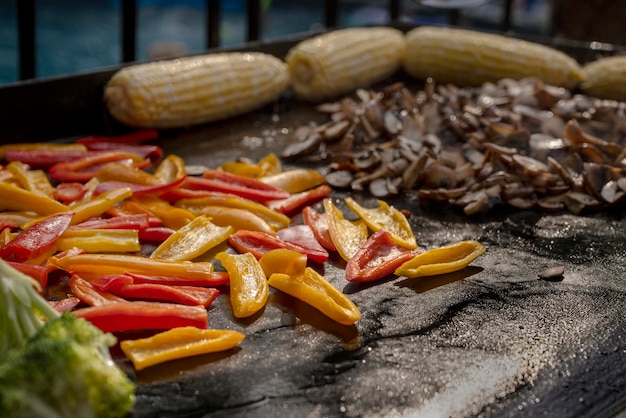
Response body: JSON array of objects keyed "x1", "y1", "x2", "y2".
[
  {"x1": 402, "y1": 26, "x2": 583, "y2": 89},
  {"x1": 286, "y1": 26, "x2": 406, "y2": 101},
  {"x1": 581, "y1": 55, "x2": 626, "y2": 101},
  {"x1": 104, "y1": 52, "x2": 290, "y2": 128}
]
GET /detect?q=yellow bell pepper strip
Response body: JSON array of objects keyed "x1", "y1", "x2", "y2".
[
  {"x1": 48, "y1": 253, "x2": 214, "y2": 281},
  {"x1": 73, "y1": 300, "x2": 209, "y2": 333},
  {"x1": 259, "y1": 168, "x2": 327, "y2": 194},
  {"x1": 268, "y1": 267, "x2": 361, "y2": 326},
  {"x1": 322, "y1": 198, "x2": 368, "y2": 262},
  {"x1": 48, "y1": 150, "x2": 152, "y2": 183},
  {"x1": 150, "y1": 216, "x2": 233, "y2": 262},
  {"x1": 0, "y1": 212, "x2": 73, "y2": 263},
  {"x1": 56, "y1": 229, "x2": 140, "y2": 253},
  {"x1": 276, "y1": 225, "x2": 329, "y2": 263},
  {"x1": 0, "y1": 182, "x2": 69, "y2": 215},
  {"x1": 54, "y1": 182, "x2": 89, "y2": 203},
  {"x1": 394, "y1": 240, "x2": 486, "y2": 278},
  {"x1": 0, "y1": 227, "x2": 13, "y2": 247},
  {"x1": 0, "y1": 142, "x2": 87, "y2": 161},
  {"x1": 120, "y1": 326, "x2": 245, "y2": 371},
  {"x1": 192, "y1": 205, "x2": 275, "y2": 235},
  {"x1": 220, "y1": 161, "x2": 262, "y2": 178},
  {"x1": 153, "y1": 154, "x2": 187, "y2": 183},
  {"x1": 267, "y1": 184, "x2": 332, "y2": 216},
  {"x1": 186, "y1": 170, "x2": 291, "y2": 202},
  {"x1": 258, "y1": 248, "x2": 307, "y2": 278},
  {"x1": 69, "y1": 274, "x2": 126, "y2": 306},
  {"x1": 257, "y1": 152, "x2": 282, "y2": 177},
  {"x1": 68, "y1": 186, "x2": 133, "y2": 225},
  {"x1": 91, "y1": 275, "x2": 220, "y2": 308},
  {"x1": 6, "y1": 161, "x2": 54, "y2": 198},
  {"x1": 176, "y1": 195, "x2": 290, "y2": 231},
  {"x1": 228, "y1": 229, "x2": 328, "y2": 264},
  {"x1": 344, "y1": 197, "x2": 417, "y2": 250},
  {"x1": 132, "y1": 195, "x2": 195, "y2": 230},
  {"x1": 215, "y1": 251, "x2": 268, "y2": 318},
  {"x1": 345, "y1": 230, "x2": 419, "y2": 283},
  {"x1": 0, "y1": 211, "x2": 40, "y2": 229},
  {"x1": 302, "y1": 206, "x2": 336, "y2": 251}
]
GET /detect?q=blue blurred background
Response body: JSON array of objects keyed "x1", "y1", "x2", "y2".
[{"x1": 0, "y1": 0, "x2": 553, "y2": 85}]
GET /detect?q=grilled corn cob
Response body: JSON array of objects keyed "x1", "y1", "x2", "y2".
[
  {"x1": 581, "y1": 55, "x2": 626, "y2": 101},
  {"x1": 403, "y1": 26, "x2": 583, "y2": 89},
  {"x1": 286, "y1": 27, "x2": 406, "y2": 101},
  {"x1": 104, "y1": 52, "x2": 289, "y2": 129}
]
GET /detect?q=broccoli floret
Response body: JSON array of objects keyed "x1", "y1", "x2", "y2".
[{"x1": 0, "y1": 259, "x2": 136, "y2": 418}]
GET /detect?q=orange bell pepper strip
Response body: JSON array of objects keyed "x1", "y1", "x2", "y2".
[
  {"x1": 345, "y1": 230, "x2": 419, "y2": 283},
  {"x1": 268, "y1": 267, "x2": 361, "y2": 326},
  {"x1": 302, "y1": 206, "x2": 336, "y2": 251},
  {"x1": 132, "y1": 196, "x2": 195, "y2": 230},
  {"x1": 153, "y1": 154, "x2": 187, "y2": 183},
  {"x1": 259, "y1": 168, "x2": 327, "y2": 194},
  {"x1": 176, "y1": 195, "x2": 290, "y2": 231},
  {"x1": 150, "y1": 216, "x2": 233, "y2": 262},
  {"x1": 57, "y1": 229, "x2": 140, "y2": 253},
  {"x1": 48, "y1": 150, "x2": 151, "y2": 183},
  {"x1": 0, "y1": 182, "x2": 69, "y2": 215},
  {"x1": 69, "y1": 274, "x2": 126, "y2": 306},
  {"x1": 215, "y1": 251, "x2": 268, "y2": 318},
  {"x1": 120, "y1": 326, "x2": 245, "y2": 370},
  {"x1": 394, "y1": 240, "x2": 486, "y2": 278},
  {"x1": 0, "y1": 212, "x2": 73, "y2": 263},
  {"x1": 323, "y1": 198, "x2": 368, "y2": 262},
  {"x1": 267, "y1": 184, "x2": 332, "y2": 216},
  {"x1": 48, "y1": 253, "x2": 214, "y2": 281},
  {"x1": 73, "y1": 301, "x2": 209, "y2": 333},
  {"x1": 194, "y1": 205, "x2": 275, "y2": 235},
  {"x1": 344, "y1": 197, "x2": 417, "y2": 250},
  {"x1": 258, "y1": 248, "x2": 307, "y2": 278}
]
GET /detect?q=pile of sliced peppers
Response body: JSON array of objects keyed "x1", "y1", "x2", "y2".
[{"x1": 0, "y1": 130, "x2": 485, "y2": 371}]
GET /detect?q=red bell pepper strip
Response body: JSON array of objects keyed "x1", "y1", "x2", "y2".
[
  {"x1": 69, "y1": 213, "x2": 150, "y2": 231},
  {"x1": 73, "y1": 300, "x2": 209, "y2": 333},
  {"x1": 54, "y1": 182, "x2": 89, "y2": 203},
  {"x1": 7, "y1": 261, "x2": 48, "y2": 290},
  {"x1": 82, "y1": 142, "x2": 163, "y2": 162},
  {"x1": 106, "y1": 200, "x2": 163, "y2": 227},
  {"x1": 48, "y1": 296, "x2": 81, "y2": 313},
  {"x1": 93, "y1": 175, "x2": 186, "y2": 197},
  {"x1": 183, "y1": 170, "x2": 290, "y2": 202},
  {"x1": 345, "y1": 230, "x2": 419, "y2": 283},
  {"x1": 4, "y1": 149, "x2": 92, "y2": 167},
  {"x1": 276, "y1": 224, "x2": 329, "y2": 262},
  {"x1": 48, "y1": 151, "x2": 151, "y2": 183},
  {"x1": 0, "y1": 212, "x2": 73, "y2": 263},
  {"x1": 228, "y1": 229, "x2": 328, "y2": 264},
  {"x1": 69, "y1": 274, "x2": 126, "y2": 306},
  {"x1": 76, "y1": 129, "x2": 159, "y2": 145},
  {"x1": 93, "y1": 278, "x2": 220, "y2": 308},
  {"x1": 302, "y1": 206, "x2": 337, "y2": 251},
  {"x1": 138, "y1": 226, "x2": 175, "y2": 242},
  {"x1": 125, "y1": 271, "x2": 229, "y2": 287},
  {"x1": 0, "y1": 220, "x2": 18, "y2": 231},
  {"x1": 267, "y1": 184, "x2": 332, "y2": 216}
]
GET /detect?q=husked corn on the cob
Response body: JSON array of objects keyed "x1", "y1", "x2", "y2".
[
  {"x1": 286, "y1": 27, "x2": 406, "y2": 101},
  {"x1": 403, "y1": 26, "x2": 583, "y2": 89},
  {"x1": 581, "y1": 55, "x2": 626, "y2": 101},
  {"x1": 104, "y1": 52, "x2": 289, "y2": 129}
]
